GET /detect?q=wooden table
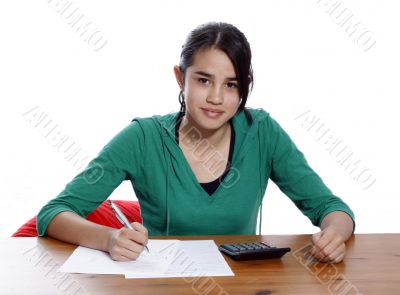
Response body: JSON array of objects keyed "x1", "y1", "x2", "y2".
[{"x1": 1, "y1": 234, "x2": 399, "y2": 295}]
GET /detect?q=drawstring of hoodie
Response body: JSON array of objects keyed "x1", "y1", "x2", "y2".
[
  {"x1": 161, "y1": 135, "x2": 170, "y2": 236},
  {"x1": 258, "y1": 127, "x2": 263, "y2": 235}
]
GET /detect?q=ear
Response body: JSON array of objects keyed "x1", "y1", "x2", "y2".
[{"x1": 173, "y1": 65, "x2": 184, "y2": 90}]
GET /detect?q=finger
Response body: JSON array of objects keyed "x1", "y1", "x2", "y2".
[
  {"x1": 310, "y1": 240, "x2": 331, "y2": 261},
  {"x1": 333, "y1": 251, "x2": 346, "y2": 263},
  {"x1": 312, "y1": 231, "x2": 323, "y2": 246},
  {"x1": 320, "y1": 240, "x2": 345, "y2": 259},
  {"x1": 322, "y1": 244, "x2": 346, "y2": 263},
  {"x1": 310, "y1": 248, "x2": 327, "y2": 262},
  {"x1": 132, "y1": 222, "x2": 149, "y2": 245},
  {"x1": 115, "y1": 228, "x2": 147, "y2": 255},
  {"x1": 316, "y1": 243, "x2": 346, "y2": 263},
  {"x1": 119, "y1": 244, "x2": 144, "y2": 260},
  {"x1": 132, "y1": 222, "x2": 148, "y2": 236},
  {"x1": 112, "y1": 239, "x2": 144, "y2": 260},
  {"x1": 313, "y1": 230, "x2": 334, "y2": 252},
  {"x1": 315, "y1": 227, "x2": 344, "y2": 256},
  {"x1": 120, "y1": 232, "x2": 147, "y2": 254},
  {"x1": 311, "y1": 231, "x2": 325, "y2": 257},
  {"x1": 111, "y1": 251, "x2": 139, "y2": 262},
  {"x1": 111, "y1": 253, "x2": 130, "y2": 262},
  {"x1": 120, "y1": 227, "x2": 147, "y2": 246},
  {"x1": 109, "y1": 244, "x2": 135, "y2": 262},
  {"x1": 121, "y1": 235, "x2": 146, "y2": 252},
  {"x1": 319, "y1": 235, "x2": 345, "y2": 258},
  {"x1": 309, "y1": 246, "x2": 321, "y2": 258}
]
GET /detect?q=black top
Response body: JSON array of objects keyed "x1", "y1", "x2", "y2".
[{"x1": 175, "y1": 112, "x2": 235, "y2": 196}]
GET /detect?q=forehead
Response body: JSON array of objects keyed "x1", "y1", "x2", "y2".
[{"x1": 189, "y1": 48, "x2": 236, "y2": 75}]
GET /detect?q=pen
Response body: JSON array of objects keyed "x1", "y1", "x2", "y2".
[{"x1": 108, "y1": 200, "x2": 150, "y2": 253}]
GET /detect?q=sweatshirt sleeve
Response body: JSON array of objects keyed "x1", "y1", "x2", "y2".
[
  {"x1": 264, "y1": 114, "x2": 355, "y2": 229},
  {"x1": 36, "y1": 120, "x2": 145, "y2": 236}
]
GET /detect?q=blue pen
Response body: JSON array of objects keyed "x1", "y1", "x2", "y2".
[{"x1": 108, "y1": 200, "x2": 150, "y2": 253}]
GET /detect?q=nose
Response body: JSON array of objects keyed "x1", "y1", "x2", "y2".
[{"x1": 206, "y1": 85, "x2": 223, "y2": 105}]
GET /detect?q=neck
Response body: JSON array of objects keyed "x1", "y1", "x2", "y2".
[{"x1": 179, "y1": 114, "x2": 231, "y2": 148}]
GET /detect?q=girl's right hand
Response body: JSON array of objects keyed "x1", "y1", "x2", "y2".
[{"x1": 107, "y1": 222, "x2": 149, "y2": 261}]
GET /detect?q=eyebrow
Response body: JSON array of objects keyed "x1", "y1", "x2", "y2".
[{"x1": 194, "y1": 71, "x2": 238, "y2": 81}]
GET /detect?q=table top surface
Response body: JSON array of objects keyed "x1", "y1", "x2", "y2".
[{"x1": 1, "y1": 234, "x2": 399, "y2": 295}]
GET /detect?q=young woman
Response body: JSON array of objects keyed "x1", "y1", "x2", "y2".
[{"x1": 37, "y1": 22, "x2": 355, "y2": 263}]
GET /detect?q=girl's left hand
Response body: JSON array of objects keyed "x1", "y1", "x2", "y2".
[{"x1": 310, "y1": 225, "x2": 346, "y2": 263}]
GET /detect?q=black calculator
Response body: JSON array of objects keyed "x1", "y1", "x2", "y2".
[{"x1": 219, "y1": 242, "x2": 291, "y2": 261}]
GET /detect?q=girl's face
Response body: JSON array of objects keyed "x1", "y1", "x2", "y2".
[{"x1": 174, "y1": 48, "x2": 241, "y2": 131}]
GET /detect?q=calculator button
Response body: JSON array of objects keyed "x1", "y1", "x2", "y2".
[
  {"x1": 241, "y1": 244, "x2": 249, "y2": 250},
  {"x1": 222, "y1": 244, "x2": 240, "y2": 252},
  {"x1": 235, "y1": 244, "x2": 247, "y2": 251},
  {"x1": 242, "y1": 243, "x2": 254, "y2": 250},
  {"x1": 260, "y1": 242, "x2": 272, "y2": 248},
  {"x1": 251, "y1": 243, "x2": 261, "y2": 248}
]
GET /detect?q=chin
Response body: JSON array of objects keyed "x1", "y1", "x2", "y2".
[
  {"x1": 197, "y1": 116, "x2": 229, "y2": 131},
  {"x1": 187, "y1": 109, "x2": 231, "y2": 130}
]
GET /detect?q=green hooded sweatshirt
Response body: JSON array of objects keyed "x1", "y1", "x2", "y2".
[{"x1": 37, "y1": 108, "x2": 354, "y2": 236}]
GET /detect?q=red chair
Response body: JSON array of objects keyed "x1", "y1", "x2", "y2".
[{"x1": 11, "y1": 200, "x2": 142, "y2": 237}]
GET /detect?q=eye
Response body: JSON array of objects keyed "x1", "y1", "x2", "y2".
[
  {"x1": 226, "y1": 82, "x2": 238, "y2": 89},
  {"x1": 197, "y1": 78, "x2": 209, "y2": 84}
]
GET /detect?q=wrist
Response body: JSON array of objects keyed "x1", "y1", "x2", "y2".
[
  {"x1": 103, "y1": 227, "x2": 118, "y2": 253},
  {"x1": 321, "y1": 211, "x2": 354, "y2": 242}
]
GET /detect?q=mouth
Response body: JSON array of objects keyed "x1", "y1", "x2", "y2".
[
  {"x1": 202, "y1": 107, "x2": 224, "y2": 113},
  {"x1": 201, "y1": 108, "x2": 224, "y2": 118}
]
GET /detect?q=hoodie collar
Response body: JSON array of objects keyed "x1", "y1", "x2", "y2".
[{"x1": 156, "y1": 109, "x2": 267, "y2": 164}]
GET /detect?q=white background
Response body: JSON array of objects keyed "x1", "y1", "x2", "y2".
[{"x1": 1, "y1": 0, "x2": 399, "y2": 238}]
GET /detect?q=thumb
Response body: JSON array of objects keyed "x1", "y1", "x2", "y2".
[{"x1": 312, "y1": 230, "x2": 323, "y2": 246}]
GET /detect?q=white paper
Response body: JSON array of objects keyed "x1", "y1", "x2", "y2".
[
  {"x1": 59, "y1": 239, "x2": 234, "y2": 279},
  {"x1": 125, "y1": 240, "x2": 234, "y2": 279},
  {"x1": 58, "y1": 239, "x2": 180, "y2": 276}
]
